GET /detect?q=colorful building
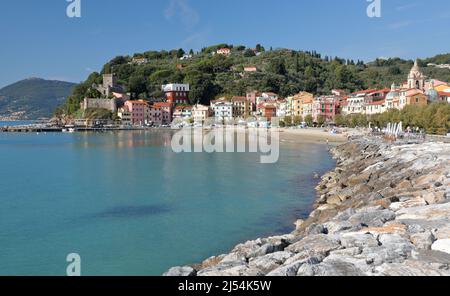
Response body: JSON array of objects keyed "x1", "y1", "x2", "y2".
[
  {"x1": 162, "y1": 84, "x2": 190, "y2": 104},
  {"x1": 231, "y1": 96, "x2": 251, "y2": 118},
  {"x1": 211, "y1": 99, "x2": 235, "y2": 122},
  {"x1": 312, "y1": 96, "x2": 341, "y2": 122},
  {"x1": 172, "y1": 106, "x2": 193, "y2": 120},
  {"x1": 365, "y1": 100, "x2": 387, "y2": 115},
  {"x1": 153, "y1": 102, "x2": 173, "y2": 125},
  {"x1": 192, "y1": 104, "x2": 212, "y2": 123},
  {"x1": 287, "y1": 92, "x2": 314, "y2": 118},
  {"x1": 262, "y1": 105, "x2": 277, "y2": 121},
  {"x1": 124, "y1": 100, "x2": 148, "y2": 126}
]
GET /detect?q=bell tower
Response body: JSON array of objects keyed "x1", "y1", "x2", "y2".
[{"x1": 407, "y1": 59, "x2": 425, "y2": 90}]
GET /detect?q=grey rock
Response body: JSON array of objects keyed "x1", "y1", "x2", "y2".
[
  {"x1": 374, "y1": 260, "x2": 450, "y2": 276},
  {"x1": 396, "y1": 203, "x2": 450, "y2": 221},
  {"x1": 348, "y1": 209, "x2": 396, "y2": 227},
  {"x1": 163, "y1": 266, "x2": 196, "y2": 276},
  {"x1": 298, "y1": 260, "x2": 366, "y2": 276},
  {"x1": 329, "y1": 247, "x2": 362, "y2": 257},
  {"x1": 410, "y1": 231, "x2": 435, "y2": 250},
  {"x1": 286, "y1": 234, "x2": 341, "y2": 256},
  {"x1": 248, "y1": 251, "x2": 294, "y2": 274},
  {"x1": 267, "y1": 256, "x2": 322, "y2": 276},
  {"x1": 340, "y1": 232, "x2": 379, "y2": 248},
  {"x1": 334, "y1": 208, "x2": 357, "y2": 221},
  {"x1": 197, "y1": 261, "x2": 263, "y2": 276},
  {"x1": 304, "y1": 223, "x2": 326, "y2": 235},
  {"x1": 324, "y1": 221, "x2": 356, "y2": 234},
  {"x1": 411, "y1": 249, "x2": 450, "y2": 265}
]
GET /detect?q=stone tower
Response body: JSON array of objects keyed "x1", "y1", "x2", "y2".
[
  {"x1": 407, "y1": 59, "x2": 425, "y2": 90},
  {"x1": 103, "y1": 74, "x2": 116, "y2": 89}
]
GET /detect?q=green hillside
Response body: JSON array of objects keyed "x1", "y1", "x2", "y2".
[
  {"x1": 0, "y1": 78, "x2": 76, "y2": 120},
  {"x1": 56, "y1": 44, "x2": 450, "y2": 116}
]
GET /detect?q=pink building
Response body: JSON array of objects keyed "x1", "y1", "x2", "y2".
[
  {"x1": 124, "y1": 100, "x2": 149, "y2": 126},
  {"x1": 312, "y1": 96, "x2": 341, "y2": 123},
  {"x1": 153, "y1": 102, "x2": 173, "y2": 125}
]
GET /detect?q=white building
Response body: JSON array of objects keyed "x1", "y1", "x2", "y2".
[
  {"x1": 161, "y1": 83, "x2": 190, "y2": 93},
  {"x1": 211, "y1": 100, "x2": 235, "y2": 122},
  {"x1": 364, "y1": 100, "x2": 386, "y2": 115},
  {"x1": 342, "y1": 94, "x2": 367, "y2": 115},
  {"x1": 256, "y1": 92, "x2": 278, "y2": 105},
  {"x1": 276, "y1": 99, "x2": 288, "y2": 118},
  {"x1": 117, "y1": 107, "x2": 132, "y2": 126}
]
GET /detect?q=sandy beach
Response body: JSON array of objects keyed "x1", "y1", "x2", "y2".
[{"x1": 278, "y1": 128, "x2": 348, "y2": 145}]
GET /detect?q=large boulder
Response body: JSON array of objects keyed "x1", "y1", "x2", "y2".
[
  {"x1": 248, "y1": 251, "x2": 294, "y2": 274},
  {"x1": 286, "y1": 234, "x2": 341, "y2": 257},
  {"x1": 431, "y1": 239, "x2": 450, "y2": 255},
  {"x1": 297, "y1": 260, "x2": 366, "y2": 276},
  {"x1": 396, "y1": 203, "x2": 450, "y2": 221},
  {"x1": 348, "y1": 209, "x2": 396, "y2": 227},
  {"x1": 340, "y1": 232, "x2": 379, "y2": 248},
  {"x1": 163, "y1": 266, "x2": 196, "y2": 276},
  {"x1": 374, "y1": 260, "x2": 450, "y2": 276}
]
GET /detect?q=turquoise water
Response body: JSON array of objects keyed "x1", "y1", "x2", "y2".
[
  {"x1": 0, "y1": 121, "x2": 34, "y2": 127},
  {"x1": 0, "y1": 130, "x2": 335, "y2": 275}
]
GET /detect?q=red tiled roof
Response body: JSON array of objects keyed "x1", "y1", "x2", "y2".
[
  {"x1": 232, "y1": 96, "x2": 246, "y2": 101},
  {"x1": 153, "y1": 102, "x2": 172, "y2": 108},
  {"x1": 368, "y1": 100, "x2": 385, "y2": 105},
  {"x1": 352, "y1": 89, "x2": 378, "y2": 95}
]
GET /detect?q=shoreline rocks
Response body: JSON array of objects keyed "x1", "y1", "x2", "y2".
[{"x1": 164, "y1": 137, "x2": 450, "y2": 276}]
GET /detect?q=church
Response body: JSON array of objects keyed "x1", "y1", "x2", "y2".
[{"x1": 385, "y1": 60, "x2": 450, "y2": 110}]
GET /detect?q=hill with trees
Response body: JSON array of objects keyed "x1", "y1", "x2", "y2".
[
  {"x1": 55, "y1": 44, "x2": 450, "y2": 116},
  {"x1": 0, "y1": 78, "x2": 75, "y2": 120}
]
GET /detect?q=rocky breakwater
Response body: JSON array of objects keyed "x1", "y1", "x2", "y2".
[{"x1": 165, "y1": 138, "x2": 450, "y2": 276}]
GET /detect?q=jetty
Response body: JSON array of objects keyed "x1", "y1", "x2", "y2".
[
  {"x1": 165, "y1": 136, "x2": 450, "y2": 276},
  {"x1": 0, "y1": 125, "x2": 149, "y2": 133}
]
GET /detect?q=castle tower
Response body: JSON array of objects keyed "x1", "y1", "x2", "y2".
[
  {"x1": 103, "y1": 74, "x2": 116, "y2": 89},
  {"x1": 407, "y1": 59, "x2": 425, "y2": 90}
]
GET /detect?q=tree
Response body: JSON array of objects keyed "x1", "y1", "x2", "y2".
[
  {"x1": 255, "y1": 44, "x2": 265, "y2": 52},
  {"x1": 268, "y1": 58, "x2": 287, "y2": 76},
  {"x1": 317, "y1": 115, "x2": 326, "y2": 126},
  {"x1": 304, "y1": 115, "x2": 313, "y2": 126},
  {"x1": 128, "y1": 75, "x2": 147, "y2": 96},
  {"x1": 334, "y1": 114, "x2": 346, "y2": 127},
  {"x1": 293, "y1": 116, "x2": 303, "y2": 126},
  {"x1": 176, "y1": 48, "x2": 185, "y2": 58},
  {"x1": 283, "y1": 116, "x2": 293, "y2": 127},
  {"x1": 243, "y1": 49, "x2": 256, "y2": 57}
]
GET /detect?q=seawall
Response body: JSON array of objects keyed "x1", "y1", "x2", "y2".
[{"x1": 165, "y1": 136, "x2": 450, "y2": 276}]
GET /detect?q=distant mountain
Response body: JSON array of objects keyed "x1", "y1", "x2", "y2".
[{"x1": 0, "y1": 78, "x2": 76, "y2": 120}]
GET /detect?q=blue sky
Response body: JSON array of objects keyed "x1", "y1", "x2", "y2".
[{"x1": 0, "y1": 0, "x2": 449, "y2": 88}]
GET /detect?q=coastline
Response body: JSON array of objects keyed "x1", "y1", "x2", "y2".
[{"x1": 165, "y1": 135, "x2": 450, "y2": 276}]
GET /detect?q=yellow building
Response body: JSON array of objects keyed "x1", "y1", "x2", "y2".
[
  {"x1": 287, "y1": 92, "x2": 314, "y2": 118},
  {"x1": 406, "y1": 91, "x2": 428, "y2": 107}
]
